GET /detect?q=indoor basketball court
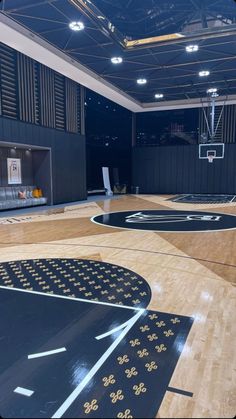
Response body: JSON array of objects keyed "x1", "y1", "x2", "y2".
[{"x1": 0, "y1": 1, "x2": 235, "y2": 418}]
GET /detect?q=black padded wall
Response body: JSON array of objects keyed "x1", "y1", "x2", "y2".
[
  {"x1": 132, "y1": 144, "x2": 236, "y2": 194},
  {"x1": 0, "y1": 42, "x2": 82, "y2": 134},
  {"x1": 0, "y1": 117, "x2": 86, "y2": 204}
]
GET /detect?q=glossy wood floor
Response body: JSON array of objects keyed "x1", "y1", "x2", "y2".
[{"x1": 0, "y1": 194, "x2": 235, "y2": 418}]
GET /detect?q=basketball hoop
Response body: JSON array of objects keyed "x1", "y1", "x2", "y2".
[{"x1": 207, "y1": 154, "x2": 215, "y2": 163}]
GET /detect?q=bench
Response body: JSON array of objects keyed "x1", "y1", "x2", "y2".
[{"x1": 0, "y1": 186, "x2": 47, "y2": 211}]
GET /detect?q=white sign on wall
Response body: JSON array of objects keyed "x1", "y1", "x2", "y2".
[{"x1": 7, "y1": 158, "x2": 22, "y2": 185}]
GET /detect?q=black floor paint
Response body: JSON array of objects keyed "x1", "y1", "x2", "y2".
[
  {"x1": 92, "y1": 210, "x2": 236, "y2": 232},
  {"x1": 0, "y1": 286, "x2": 193, "y2": 419},
  {"x1": 0, "y1": 259, "x2": 151, "y2": 309},
  {"x1": 170, "y1": 194, "x2": 236, "y2": 204}
]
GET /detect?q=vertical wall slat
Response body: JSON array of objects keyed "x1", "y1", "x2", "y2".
[
  {"x1": 0, "y1": 44, "x2": 18, "y2": 119},
  {"x1": 65, "y1": 78, "x2": 78, "y2": 133},
  {"x1": 0, "y1": 42, "x2": 82, "y2": 134}
]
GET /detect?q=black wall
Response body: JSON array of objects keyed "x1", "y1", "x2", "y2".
[
  {"x1": 85, "y1": 90, "x2": 132, "y2": 191},
  {"x1": 0, "y1": 147, "x2": 34, "y2": 186},
  {"x1": 133, "y1": 144, "x2": 236, "y2": 194},
  {"x1": 0, "y1": 117, "x2": 86, "y2": 204},
  {"x1": 33, "y1": 150, "x2": 52, "y2": 205}
]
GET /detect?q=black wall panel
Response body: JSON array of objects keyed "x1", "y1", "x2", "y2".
[
  {"x1": 33, "y1": 150, "x2": 52, "y2": 205},
  {"x1": 0, "y1": 44, "x2": 18, "y2": 120},
  {"x1": 133, "y1": 144, "x2": 236, "y2": 194},
  {"x1": 0, "y1": 42, "x2": 82, "y2": 135},
  {"x1": 17, "y1": 54, "x2": 39, "y2": 125},
  {"x1": 0, "y1": 117, "x2": 86, "y2": 204}
]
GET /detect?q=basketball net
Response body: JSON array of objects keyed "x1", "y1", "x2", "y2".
[{"x1": 207, "y1": 155, "x2": 214, "y2": 163}]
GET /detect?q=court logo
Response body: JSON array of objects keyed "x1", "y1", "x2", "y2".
[
  {"x1": 125, "y1": 212, "x2": 221, "y2": 224},
  {"x1": 92, "y1": 210, "x2": 236, "y2": 232}
]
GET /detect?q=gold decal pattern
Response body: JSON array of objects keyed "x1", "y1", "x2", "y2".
[
  {"x1": 163, "y1": 329, "x2": 174, "y2": 337},
  {"x1": 137, "y1": 348, "x2": 149, "y2": 358},
  {"x1": 145, "y1": 361, "x2": 158, "y2": 372},
  {"x1": 103, "y1": 375, "x2": 116, "y2": 387},
  {"x1": 0, "y1": 259, "x2": 150, "y2": 309},
  {"x1": 117, "y1": 410, "x2": 133, "y2": 418},
  {"x1": 125, "y1": 367, "x2": 138, "y2": 378},
  {"x1": 117, "y1": 355, "x2": 129, "y2": 365},
  {"x1": 171, "y1": 317, "x2": 180, "y2": 324},
  {"x1": 133, "y1": 383, "x2": 147, "y2": 396},
  {"x1": 84, "y1": 400, "x2": 98, "y2": 414},
  {"x1": 155, "y1": 344, "x2": 167, "y2": 353},
  {"x1": 110, "y1": 390, "x2": 124, "y2": 404},
  {"x1": 129, "y1": 339, "x2": 140, "y2": 347}
]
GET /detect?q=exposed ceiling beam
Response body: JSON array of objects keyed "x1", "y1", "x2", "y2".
[{"x1": 141, "y1": 95, "x2": 236, "y2": 112}]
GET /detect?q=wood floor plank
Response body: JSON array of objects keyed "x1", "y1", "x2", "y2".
[{"x1": 0, "y1": 195, "x2": 235, "y2": 418}]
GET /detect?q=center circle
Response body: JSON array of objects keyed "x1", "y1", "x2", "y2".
[{"x1": 92, "y1": 210, "x2": 236, "y2": 232}]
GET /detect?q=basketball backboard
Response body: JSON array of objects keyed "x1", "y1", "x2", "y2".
[{"x1": 199, "y1": 143, "x2": 224, "y2": 163}]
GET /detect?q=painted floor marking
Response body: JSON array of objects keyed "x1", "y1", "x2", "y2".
[
  {"x1": 51, "y1": 309, "x2": 145, "y2": 419},
  {"x1": 0, "y1": 285, "x2": 142, "y2": 312},
  {"x1": 28, "y1": 347, "x2": 67, "y2": 360},
  {"x1": 14, "y1": 387, "x2": 34, "y2": 397},
  {"x1": 95, "y1": 318, "x2": 133, "y2": 340}
]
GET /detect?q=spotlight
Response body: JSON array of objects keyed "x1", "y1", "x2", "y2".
[
  {"x1": 111, "y1": 57, "x2": 123, "y2": 64},
  {"x1": 186, "y1": 44, "x2": 199, "y2": 52},
  {"x1": 69, "y1": 21, "x2": 85, "y2": 31},
  {"x1": 155, "y1": 93, "x2": 164, "y2": 99},
  {"x1": 199, "y1": 70, "x2": 210, "y2": 77},
  {"x1": 137, "y1": 78, "x2": 147, "y2": 85},
  {"x1": 207, "y1": 87, "x2": 217, "y2": 94}
]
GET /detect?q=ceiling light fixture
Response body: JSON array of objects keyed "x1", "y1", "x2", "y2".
[
  {"x1": 199, "y1": 70, "x2": 210, "y2": 77},
  {"x1": 111, "y1": 57, "x2": 123, "y2": 64},
  {"x1": 137, "y1": 78, "x2": 147, "y2": 85},
  {"x1": 186, "y1": 44, "x2": 199, "y2": 52},
  {"x1": 207, "y1": 87, "x2": 218, "y2": 94},
  {"x1": 69, "y1": 21, "x2": 85, "y2": 31},
  {"x1": 155, "y1": 93, "x2": 164, "y2": 99}
]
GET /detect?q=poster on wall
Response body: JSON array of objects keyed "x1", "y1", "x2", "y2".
[{"x1": 7, "y1": 158, "x2": 22, "y2": 184}]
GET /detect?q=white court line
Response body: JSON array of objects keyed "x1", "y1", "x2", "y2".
[
  {"x1": 0, "y1": 285, "x2": 142, "y2": 312},
  {"x1": 95, "y1": 318, "x2": 132, "y2": 340},
  {"x1": 14, "y1": 387, "x2": 34, "y2": 397},
  {"x1": 28, "y1": 347, "x2": 67, "y2": 360},
  {"x1": 52, "y1": 309, "x2": 145, "y2": 419}
]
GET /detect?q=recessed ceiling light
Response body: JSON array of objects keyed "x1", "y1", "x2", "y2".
[
  {"x1": 199, "y1": 70, "x2": 210, "y2": 77},
  {"x1": 207, "y1": 87, "x2": 218, "y2": 94},
  {"x1": 69, "y1": 21, "x2": 85, "y2": 31},
  {"x1": 111, "y1": 56, "x2": 123, "y2": 64},
  {"x1": 137, "y1": 78, "x2": 147, "y2": 85},
  {"x1": 155, "y1": 93, "x2": 164, "y2": 99},
  {"x1": 186, "y1": 44, "x2": 199, "y2": 52}
]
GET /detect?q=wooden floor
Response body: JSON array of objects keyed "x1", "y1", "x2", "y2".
[{"x1": 0, "y1": 194, "x2": 235, "y2": 418}]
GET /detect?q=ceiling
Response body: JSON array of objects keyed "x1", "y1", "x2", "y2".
[{"x1": 0, "y1": 0, "x2": 236, "y2": 111}]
